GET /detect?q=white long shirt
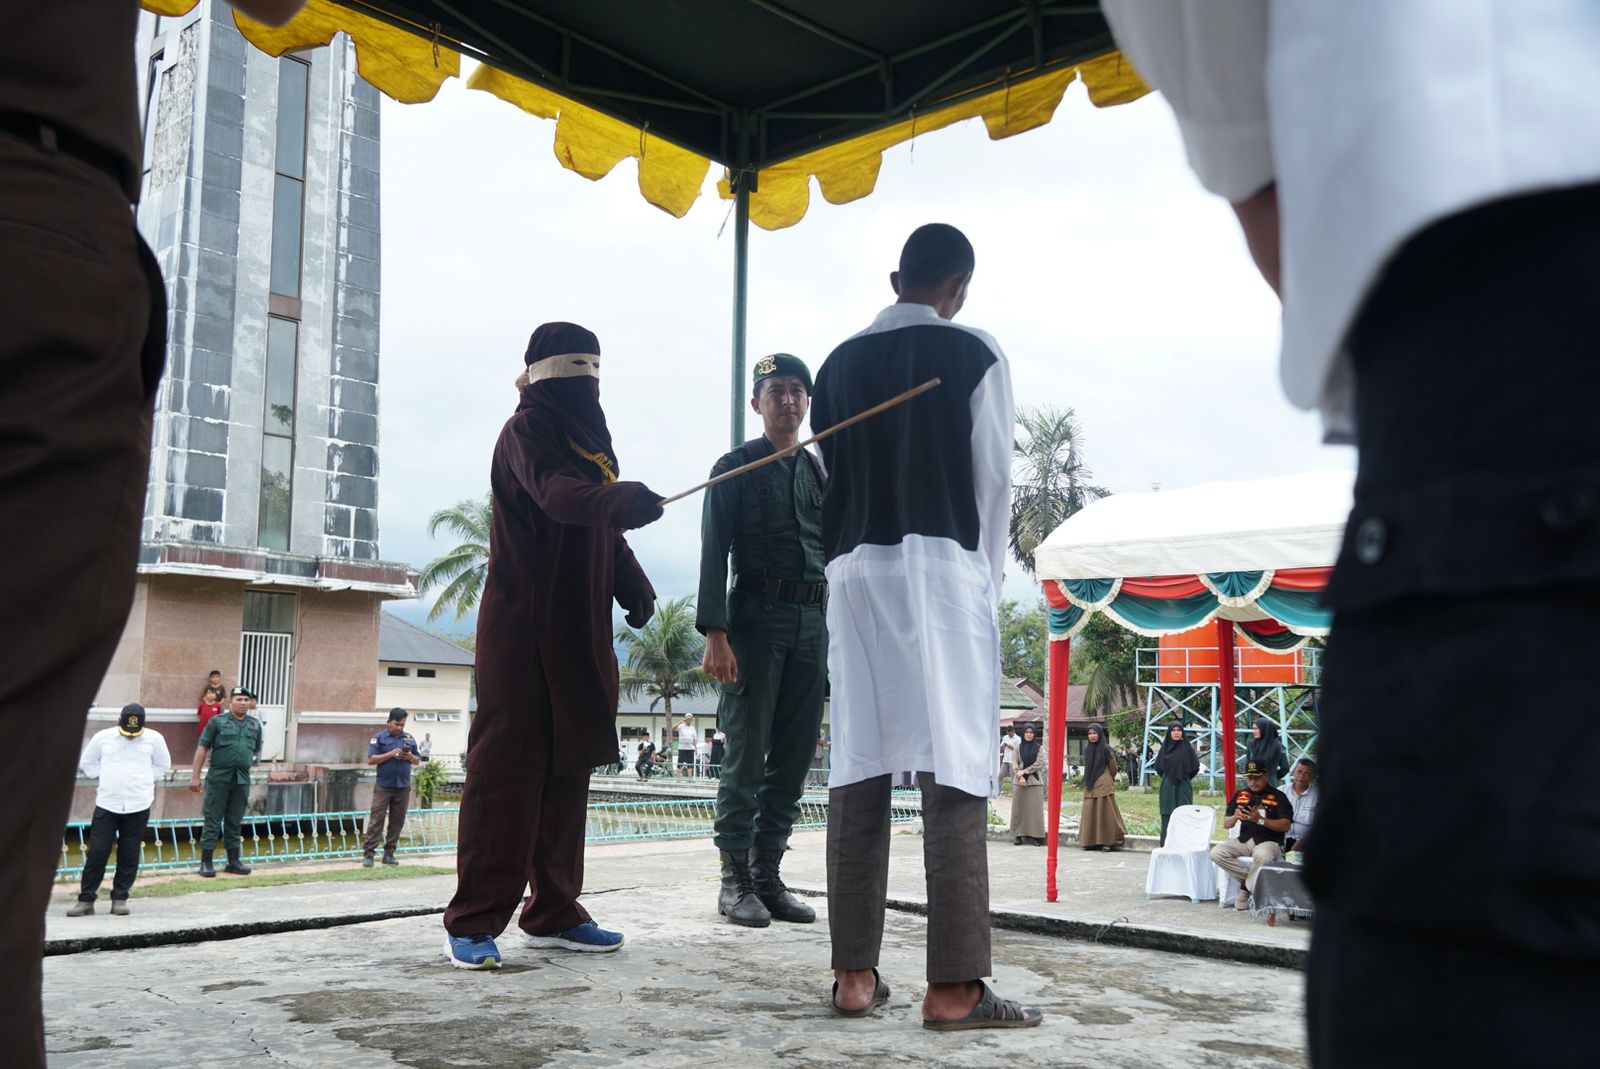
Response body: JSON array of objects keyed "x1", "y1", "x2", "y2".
[
  {"x1": 79, "y1": 726, "x2": 171, "y2": 814},
  {"x1": 1102, "y1": 0, "x2": 1600, "y2": 441},
  {"x1": 813, "y1": 304, "x2": 1014, "y2": 798}
]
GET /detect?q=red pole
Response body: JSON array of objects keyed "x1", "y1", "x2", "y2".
[
  {"x1": 1045, "y1": 636, "x2": 1070, "y2": 902},
  {"x1": 1216, "y1": 617, "x2": 1238, "y2": 797}
]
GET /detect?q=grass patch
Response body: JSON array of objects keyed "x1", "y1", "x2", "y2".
[
  {"x1": 120, "y1": 864, "x2": 456, "y2": 898},
  {"x1": 1061, "y1": 785, "x2": 1231, "y2": 838}
]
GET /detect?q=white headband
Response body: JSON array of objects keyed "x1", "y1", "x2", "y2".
[{"x1": 523, "y1": 352, "x2": 601, "y2": 383}]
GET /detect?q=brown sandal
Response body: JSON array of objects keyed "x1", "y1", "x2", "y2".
[
  {"x1": 922, "y1": 981, "x2": 1043, "y2": 1031},
  {"x1": 830, "y1": 969, "x2": 891, "y2": 1017}
]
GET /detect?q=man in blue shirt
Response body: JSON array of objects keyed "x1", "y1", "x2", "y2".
[{"x1": 364, "y1": 708, "x2": 424, "y2": 867}]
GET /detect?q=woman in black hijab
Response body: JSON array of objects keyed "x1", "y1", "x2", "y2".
[
  {"x1": 1007, "y1": 725, "x2": 1046, "y2": 846},
  {"x1": 1247, "y1": 718, "x2": 1290, "y2": 786},
  {"x1": 1078, "y1": 723, "x2": 1126, "y2": 850},
  {"x1": 1154, "y1": 720, "x2": 1200, "y2": 844}
]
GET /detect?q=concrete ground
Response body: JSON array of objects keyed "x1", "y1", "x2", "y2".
[{"x1": 44, "y1": 830, "x2": 1310, "y2": 1068}]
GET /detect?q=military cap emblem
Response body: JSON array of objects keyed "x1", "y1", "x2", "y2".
[{"x1": 751, "y1": 352, "x2": 814, "y2": 394}]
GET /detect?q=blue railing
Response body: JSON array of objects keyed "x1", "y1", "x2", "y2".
[{"x1": 55, "y1": 794, "x2": 923, "y2": 880}]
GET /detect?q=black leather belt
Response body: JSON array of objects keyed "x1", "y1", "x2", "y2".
[
  {"x1": 733, "y1": 575, "x2": 826, "y2": 605},
  {"x1": 0, "y1": 111, "x2": 132, "y2": 193}
]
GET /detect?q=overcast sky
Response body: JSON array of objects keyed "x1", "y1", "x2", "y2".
[{"x1": 375, "y1": 74, "x2": 1354, "y2": 636}]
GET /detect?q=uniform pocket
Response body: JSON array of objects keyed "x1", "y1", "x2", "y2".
[{"x1": 0, "y1": 215, "x2": 104, "y2": 260}]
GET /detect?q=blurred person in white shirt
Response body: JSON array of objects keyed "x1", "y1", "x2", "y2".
[{"x1": 68, "y1": 704, "x2": 170, "y2": 916}]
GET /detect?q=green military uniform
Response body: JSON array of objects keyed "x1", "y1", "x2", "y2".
[
  {"x1": 697, "y1": 360, "x2": 829, "y2": 856},
  {"x1": 198, "y1": 712, "x2": 262, "y2": 853}
]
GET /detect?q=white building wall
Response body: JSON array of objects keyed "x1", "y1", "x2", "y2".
[{"x1": 375, "y1": 663, "x2": 472, "y2": 765}]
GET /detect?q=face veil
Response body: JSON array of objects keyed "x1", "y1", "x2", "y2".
[{"x1": 519, "y1": 321, "x2": 619, "y2": 482}]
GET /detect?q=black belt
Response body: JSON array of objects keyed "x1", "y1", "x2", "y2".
[
  {"x1": 733, "y1": 575, "x2": 827, "y2": 605},
  {"x1": 0, "y1": 111, "x2": 132, "y2": 193}
]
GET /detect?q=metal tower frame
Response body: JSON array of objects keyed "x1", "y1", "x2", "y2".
[{"x1": 1131, "y1": 646, "x2": 1321, "y2": 791}]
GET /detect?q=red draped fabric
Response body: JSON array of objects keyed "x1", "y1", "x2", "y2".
[
  {"x1": 1041, "y1": 579, "x2": 1071, "y2": 609},
  {"x1": 1119, "y1": 575, "x2": 1208, "y2": 598},
  {"x1": 1238, "y1": 618, "x2": 1291, "y2": 637},
  {"x1": 1271, "y1": 566, "x2": 1334, "y2": 591}
]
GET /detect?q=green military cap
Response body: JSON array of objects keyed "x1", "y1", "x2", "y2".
[{"x1": 752, "y1": 352, "x2": 813, "y2": 394}]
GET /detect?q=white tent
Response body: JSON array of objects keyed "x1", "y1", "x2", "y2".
[
  {"x1": 1035, "y1": 470, "x2": 1355, "y2": 581},
  {"x1": 1031, "y1": 469, "x2": 1354, "y2": 903}
]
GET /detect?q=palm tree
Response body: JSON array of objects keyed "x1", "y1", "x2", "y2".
[
  {"x1": 616, "y1": 595, "x2": 715, "y2": 743},
  {"x1": 418, "y1": 494, "x2": 491, "y2": 622},
  {"x1": 1009, "y1": 405, "x2": 1109, "y2": 576}
]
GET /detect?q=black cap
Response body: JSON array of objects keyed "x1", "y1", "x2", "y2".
[
  {"x1": 752, "y1": 353, "x2": 812, "y2": 394},
  {"x1": 1244, "y1": 760, "x2": 1268, "y2": 778},
  {"x1": 524, "y1": 321, "x2": 600, "y2": 366},
  {"x1": 118, "y1": 703, "x2": 146, "y2": 737}
]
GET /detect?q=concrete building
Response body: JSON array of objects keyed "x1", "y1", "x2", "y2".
[{"x1": 89, "y1": 4, "x2": 416, "y2": 767}]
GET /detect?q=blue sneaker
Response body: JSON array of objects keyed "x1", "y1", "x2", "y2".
[
  {"x1": 443, "y1": 933, "x2": 502, "y2": 970},
  {"x1": 521, "y1": 921, "x2": 625, "y2": 953}
]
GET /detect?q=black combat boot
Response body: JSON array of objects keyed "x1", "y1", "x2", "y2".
[
  {"x1": 751, "y1": 848, "x2": 815, "y2": 924},
  {"x1": 198, "y1": 850, "x2": 216, "y2": 878},
  {"x1": 718, "y1": 849, "x2": 771, "y2": 927},
  {"x1": 224, "y1": 849, "x2": 252, "y2": 875}
]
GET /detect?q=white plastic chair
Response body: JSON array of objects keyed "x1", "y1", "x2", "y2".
[{"x1": 1144, "y1": 805, "x2": 1218, "y2": 903}]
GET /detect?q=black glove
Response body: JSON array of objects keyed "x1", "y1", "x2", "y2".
[
  {"x1": 625, "y1": 598, "x2": 655, "y2": 629},
  {"x1": 625, "y1": 485, "x2": 666, "y2": 530}
]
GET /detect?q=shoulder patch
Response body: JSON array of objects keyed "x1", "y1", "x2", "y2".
[
  {"x1": 371, "y1": 735, "x2": 380, "y2": 744},
  {"x1": 710, "y1": 451, "x2": 741, "y2": 478}
]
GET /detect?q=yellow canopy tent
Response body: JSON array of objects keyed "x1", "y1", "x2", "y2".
[{"x1": 144, "y1": 0, "x2": 1147, "y2": 442}]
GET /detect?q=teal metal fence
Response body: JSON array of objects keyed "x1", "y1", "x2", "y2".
[{"x1": 55, "y1": 794, "x2": 923, "y2": 881}]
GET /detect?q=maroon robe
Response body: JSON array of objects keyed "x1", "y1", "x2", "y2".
[
  {"x1": 444, "y1": 386, "x2": 658, "y2": 939},
  {"x1": 471, "y1": 387, "x2": 658, "y2": 775}
]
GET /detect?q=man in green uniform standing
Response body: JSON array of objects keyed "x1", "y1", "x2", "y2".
[
  {"x1": 188, "y1": 687, "x2": 263, "y2": 877},
  {"x1": 698, "y1": 354, "x2": 829, "y2": 928}
]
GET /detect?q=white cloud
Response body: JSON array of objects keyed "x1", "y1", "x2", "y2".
[{"x1": 377, "y1": 78, "x2": 1352, "y2": 629}]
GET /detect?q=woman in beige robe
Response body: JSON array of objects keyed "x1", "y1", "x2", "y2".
[
  {"x1": 1078, "y1": 722, "x2": 1126, "y2": 850},
  {"x1": 1007, "y1": 725, "x2": 1046, "y2": 845}
]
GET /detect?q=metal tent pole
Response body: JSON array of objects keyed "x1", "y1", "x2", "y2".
[
  {"x1": 1045, "y1": 634, "x2": 1070, "y2": 902},
  {"x1": 1216, "y1": 618, "x2": 1238, "y2": 797},
  {"x1": 729, "y1": 182, "x2": 750, "y2": 449},
  {"x1": 728, "y1": 118, "x2": 753, "y2": 450}
]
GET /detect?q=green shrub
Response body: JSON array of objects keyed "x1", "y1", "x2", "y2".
[{"x1": 414, "y1": 761, "x2": 448, "y2": 809}]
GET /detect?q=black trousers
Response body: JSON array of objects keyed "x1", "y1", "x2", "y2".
[
  {"x1": 78, "y1": 806, "x2": 151, "y2": 902},
  {"x1": 1310, "y1": 185, "x2": 1600, "y2": 1068},
  {"x1": 0, "y1": 134, "x2": 164, "y2": 1069}
]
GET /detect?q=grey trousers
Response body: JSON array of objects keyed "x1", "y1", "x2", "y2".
[{"x1": 826, "y1": 772, "x2": 991, "y2": 983}]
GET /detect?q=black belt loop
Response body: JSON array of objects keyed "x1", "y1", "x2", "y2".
[{"x1": 0, "y1": 111, "x2": 132, "y2": 193}]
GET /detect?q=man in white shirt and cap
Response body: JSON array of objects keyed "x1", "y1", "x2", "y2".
[
  {"x1": 68, "y1": 704, "x2": 170, "y2": 916},
  {"x1": 1101, "y1": 5, "x2": 1600, "y2": 1065}
]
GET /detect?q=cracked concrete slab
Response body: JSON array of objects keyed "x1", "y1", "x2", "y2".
[
  {"x1": 44, "y1": 831, "x2": 1308, "y2": 1068},
  {"x1": 46, "y1": 897, "x2": 1306, "y2": 1069}
]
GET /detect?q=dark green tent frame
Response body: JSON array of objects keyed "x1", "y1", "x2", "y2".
[{"x1": 336, "y1": 0, "x2": 1119, "y2": 444}]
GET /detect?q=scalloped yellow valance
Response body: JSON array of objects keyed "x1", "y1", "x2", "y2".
[{"x1": 142, "y1": 1, "x2": 1148, "y2": 228}]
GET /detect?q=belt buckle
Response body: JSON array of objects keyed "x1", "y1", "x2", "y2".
[{"x1": 776, "y1": 578, "x2": 794, "y2": 601}]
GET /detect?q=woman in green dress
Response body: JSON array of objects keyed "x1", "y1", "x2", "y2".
[{"x1": 1154, "y1": 720, "x2": 1200, "y2": 845}]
